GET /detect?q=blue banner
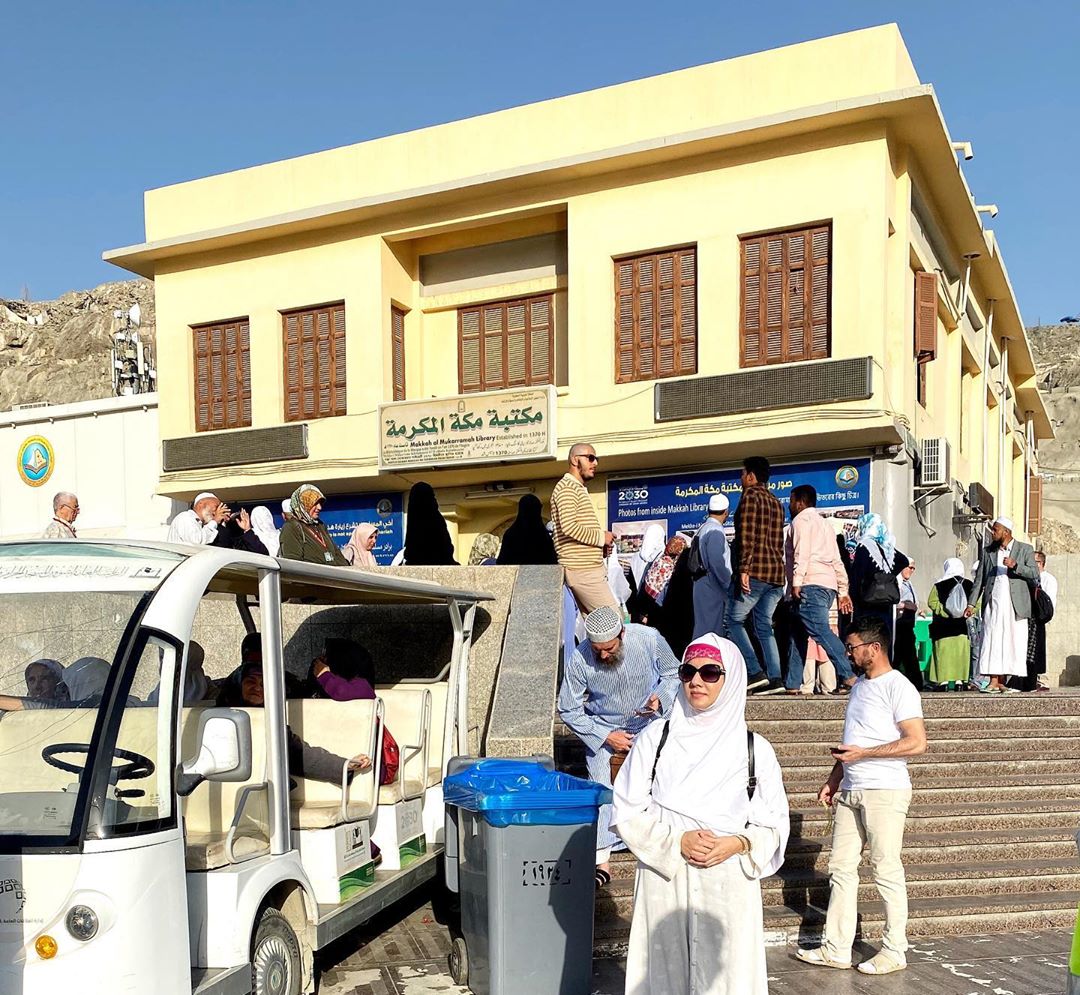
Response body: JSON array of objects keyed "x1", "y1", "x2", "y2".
[
  {"x1": 273, "y1": 493, "x2": 404, "y2": 565},
  {"x1": 607, "y1": 458, "x2": 871, "y2": 558}
]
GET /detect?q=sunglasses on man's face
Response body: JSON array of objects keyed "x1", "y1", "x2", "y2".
[
  {"x1": 678, "y1": 663, "x2": 726, "y2": 683},
  {"x1": 578, "y1": 454, "x2": 599, "y2": 463}
]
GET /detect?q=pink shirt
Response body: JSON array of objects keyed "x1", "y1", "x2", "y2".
[{"x1": 788, "y1": 508, "x2": 848, "y2": 595}]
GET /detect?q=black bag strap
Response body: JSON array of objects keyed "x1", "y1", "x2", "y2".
[
  {"x1": 649, "y1": 721, "x2": 758, "y2": 801},
  {"x1": 649, "y1": 720, "x2": 671, "y2": 789},
  {"x1": 747, "y1": 730, "x2": 757, "y2": 801}
]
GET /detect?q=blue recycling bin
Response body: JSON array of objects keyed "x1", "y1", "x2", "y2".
[{"x1": 443, "y1": 757, "x2": 612, "y2": 995}]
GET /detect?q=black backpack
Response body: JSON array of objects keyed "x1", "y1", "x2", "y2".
[{"x1": 687, "y1": 533, "x2": 708, "y2": 581}]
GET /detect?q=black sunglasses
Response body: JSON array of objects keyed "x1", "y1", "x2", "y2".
[
  {"x1": 578, "y1": 454, "x2": 599, "y2": 463},
  {"x1": 678, "y1": 663, "x2": 726, "y2": 683}
]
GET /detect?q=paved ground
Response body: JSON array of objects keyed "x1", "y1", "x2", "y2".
[{"x1": 314, "y1": 883, "x2": 1074, "y2": 995}]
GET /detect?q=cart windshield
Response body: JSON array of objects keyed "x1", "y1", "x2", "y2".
[{"x1": 0, "y1": 543, "x2": 183, "y2": 845}]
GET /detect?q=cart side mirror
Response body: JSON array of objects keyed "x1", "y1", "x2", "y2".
[{"x1": 177, "y1": 709, "x2": 252, "y2": 796}]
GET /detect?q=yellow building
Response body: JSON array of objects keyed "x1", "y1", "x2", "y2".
[{"x1": 105, "y1": 24, "x2": 1050, "y2": 570}]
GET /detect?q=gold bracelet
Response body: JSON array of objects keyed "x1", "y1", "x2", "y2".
[{"x1": 737, "y1": 834, "x2": 751, "y2": 854}]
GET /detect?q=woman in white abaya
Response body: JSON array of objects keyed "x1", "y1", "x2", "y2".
[{"x1": 612, "y1": 633, "x2": 789, "y2": 995}]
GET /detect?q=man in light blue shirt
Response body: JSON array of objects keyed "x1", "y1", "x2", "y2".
[
  {"x1": 557, "y1": 605, "x2": 680, "y2": 884},
  {"x1": 692, "y1": 493, "x2": 733, "y2": 639}
]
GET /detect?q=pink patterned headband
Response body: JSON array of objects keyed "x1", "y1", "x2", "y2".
[{"x1": 683, "y1": 643, "x2": 725, "y2": 665}]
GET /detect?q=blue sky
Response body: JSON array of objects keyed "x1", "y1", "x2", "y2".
[{"x1": 3, "y1": 1, "x2": 1077, "y2": 324}]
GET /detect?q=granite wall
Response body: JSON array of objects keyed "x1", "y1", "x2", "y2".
[{"x1": 1043, "y1": 552, "x2": 1079, "y2": 686}]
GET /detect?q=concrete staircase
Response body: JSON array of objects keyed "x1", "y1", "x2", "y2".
[{"x1": 554, "y1": 691, "x2": 1080, "y2": 954}]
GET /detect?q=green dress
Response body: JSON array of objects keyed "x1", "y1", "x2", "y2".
[{"x1": 927, "y1": 580, "x2": 975, "y2": 685}]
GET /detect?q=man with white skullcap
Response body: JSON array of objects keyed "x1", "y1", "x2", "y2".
[
  {"x1": 691, "y1": 492, "x2": 733, "y2": 639},
  {"x1": 167, "y1": 491, "x2": 231, "y2": 545},
  {"x1": 557, "y1": 605, "x2": 681, "y2": 884},
  {"x1": 966, "y1": 516, "x2": 1039, "y2": 692}
]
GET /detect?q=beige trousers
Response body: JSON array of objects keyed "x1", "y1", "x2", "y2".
[
  {"x1": 822, "y1": 787, "x2": 912, "y2": 962},
  {"x1": 564, "y1": 566, "x2": 617, "y2": 614}
]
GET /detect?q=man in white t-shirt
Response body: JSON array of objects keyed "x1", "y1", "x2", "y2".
[{"x1": 796, "y1": 615, "x2": 927, "y2": 976}]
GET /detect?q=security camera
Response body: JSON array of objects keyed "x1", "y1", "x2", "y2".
[
  {"x1": 976, "y1": 204, "x2": 999, "y2": 219},
  {"x1": 952, "y1": 141, "x2": 974, "y2": 161}
]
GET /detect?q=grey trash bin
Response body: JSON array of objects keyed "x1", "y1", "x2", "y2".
[{"x1": 443, "y1": 756, "x2": 612, "y2": 995}]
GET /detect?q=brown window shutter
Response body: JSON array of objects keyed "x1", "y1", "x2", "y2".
[
  {"x1": 192, "y1": 318, "x2": 251, "y2": 432},
  {"x1": 915, "y1": 271, "x2": 938, "y2": 359},
  {"x1": 1027, "y1": 474, "x2": 1043, "y2": 535},
  {"x1": 282, "y1": 302, "x2": 346, "y2": 421},
  {"x1": 391, "y1": 306, "x2": 406, "y2": 401},
  {"x1": 741, "y1": 224, "x2": 831, "y2": 367},
  {"x1": 614, "y1": 246, "x2": 697, "y2": 384},
  {"x1": 458, "y1": 293, "x2": 555, "y2": 393}
]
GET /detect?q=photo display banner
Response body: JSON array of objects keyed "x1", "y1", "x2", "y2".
[
  {"x1": 606, "y1": 457, "x2": 871, "y2": 561},
  {"x1": 378, "y1": 386, "x2": 556, "y2": 471},
  {"x1": 272, "y1": 492, "x2": 404, "y2": 565}
]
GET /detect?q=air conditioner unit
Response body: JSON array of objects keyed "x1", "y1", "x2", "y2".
[
  {"x1": 919, "y1": 437, "x2": 951, "y2": 487},
  {"x1": 968, "y1": 481, "x2": 994, "y2": 519}
]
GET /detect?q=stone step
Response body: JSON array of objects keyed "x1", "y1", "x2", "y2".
[
  {"x1": 792, "y1": 798, "x2": 1080, "y2": 837},
  {"x1": 743, "y1": 692, "x2": 1080, "y2": 720},
  {"x1": 783, "y1": 776, "x2": 1080, "y2": 808},
  {"x1": 758, "y1": 716, "x2": 1080, "y2": 738},
  {"x1": 775, "y1": 754, "x2": 1080, "y2": 776},
  {"x1": 604, "y1": 826, "x2": 1080, "y2": 879},
  {"x1": 598, "y1": 858, "x2": 1080, "y2": 911},
  {"x1": 782, "y1": 825, "x2": 1080, "y2": 869},
  {"x1": 593, "y1": 890, "x2": 1080, "y2": 952}
]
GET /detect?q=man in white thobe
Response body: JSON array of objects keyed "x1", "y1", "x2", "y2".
[
  {"x1": 691, "y1": 493, "x2": 732, "y2": 639},
  {"x1": 966, "y1": 516, "x2": 1039, "y2": 693},
  {"x1": 168, "y1": 492, "x2": 230, "y2": 545}
]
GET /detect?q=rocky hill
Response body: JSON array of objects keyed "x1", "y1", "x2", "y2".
[
  {"x1": 1028, "y1": 323, "x2": 1080, "y2": 553},
  {"x1": 0, "y1": 279, "x2": 155, "y2": 409}
]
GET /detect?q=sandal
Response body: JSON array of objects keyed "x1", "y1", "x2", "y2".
[
  {"x1": 856, "y1": 950, "x2": 907, "y2": 975},
  {"x1": 795, "y1": 947, "x2": 851, "y2": 970},
  {"x1": 979, "y1": 684, "x2": 1003, "y2": 693},
  {"x1": 594, "y1": 868, "x2": 611, "y2": 888}
]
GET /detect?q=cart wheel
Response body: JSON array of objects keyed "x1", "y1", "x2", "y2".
[
  {"x1": 251, "y1": 907, "x2": 302, "y2": 995},
  {"x1": 449, "y1": 936, "x2": 469, "y2": 986}
]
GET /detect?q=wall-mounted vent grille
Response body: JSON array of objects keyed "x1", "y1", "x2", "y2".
[
  {"x1": 163, "y1": 424, "x2": 308, "y2": 473},
  {"x1": 654, "y1": 356, "x2": 872, "y2": 422},
  {"x1": 919, "y1": 437, "x2": 951, "y2": 487}
]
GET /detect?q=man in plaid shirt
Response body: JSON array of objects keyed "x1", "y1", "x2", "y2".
[{"x1": 728, "y1": 456, "x2": 787, "y2": 694}]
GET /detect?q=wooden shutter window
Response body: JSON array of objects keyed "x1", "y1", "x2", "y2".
[
  {"x1": 1027, "y1": 474, "x2": 1043, "y2": 535},
  {"x1": 457, "y1": 294, "x2": 554, "y2": 393},
  {"x1": 614, "y1": 246, "x2": 697, "y2": 384},
  {"x1": 740, "y1": 224, "x2": 830, "y2": 368},
  {"x1": 915, "y1": 270, "x2": 938, "y2": 360},
  {"x1": 391, "y1": 306, "x2": 406, "y2": 401},
  {"x1": 282, "y1": 302, "x2": 346, "y2": 422},
  {"x1": 192, "y1": 318, "x2": 251, "y2": 432}
]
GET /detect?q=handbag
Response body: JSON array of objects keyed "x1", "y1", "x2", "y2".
[
  {"x1": 1031, "y1": 585, "x2": 1054, "y2": 624},
  {"x1": 862, "y1": 569, "x2": 900, "y2": 606},
  {"x1": 380, "y1": 726, "x2": 400, "y2": 786},
  {"x1": 609, "y1": 750, "x2": 628, "y2": 784}
]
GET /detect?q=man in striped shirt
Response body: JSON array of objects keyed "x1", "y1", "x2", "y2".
[{"x1": 550, "y1": 442, "x2": 618, "y2": 613}]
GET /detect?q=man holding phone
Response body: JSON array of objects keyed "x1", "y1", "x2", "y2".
[
  {"x1": 557, "y1": 605, "x2": 681, "y2": 887},
  {"x1": 796, "y1": 616, "x2": 927, "y2": 977}
]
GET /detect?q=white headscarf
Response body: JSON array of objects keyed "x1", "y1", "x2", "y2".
[
  {"x1": 856, "y1": 512, "x2": 897, "y2": 572},
  {"x1": 612, "y1": 634, "x2": 789, "y2": 878},
  {"x1": 250, "y1": 506, "x2": 280, "y2": 557},
  {"x1": 631, "y1": 525, "x2": 665, "y2": 588},
  {"x1": 937, "y1": 557, "x2": 965, "y2": 583},
  {"x1": 606, "y1": 552, "x2": 632, "y2": 606}
]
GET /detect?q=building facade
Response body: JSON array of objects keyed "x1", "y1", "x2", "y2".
[
  {"x1": 0, "y1": 394, "x2": 182, "y2": 540},
  {"x1": 105, "y1": 25, "x2": 1051, "y2": 573}
]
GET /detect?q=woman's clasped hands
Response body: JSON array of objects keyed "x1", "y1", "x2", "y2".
[{"x1": 680, "y1": 829, "x2": 744, "y2": 868}]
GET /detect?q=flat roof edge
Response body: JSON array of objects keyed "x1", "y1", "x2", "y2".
[{"x1": 103, "y1": 85, "x2": 934, "y2": 273}]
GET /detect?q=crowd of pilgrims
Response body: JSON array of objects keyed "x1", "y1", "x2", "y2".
[{"x1": 162, "y1": 468, "x2": 1056, "y2": 696}]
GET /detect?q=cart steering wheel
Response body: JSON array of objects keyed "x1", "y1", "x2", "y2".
[{"x1": 42, "y1": 743, "x2": 155, "y2": 782}]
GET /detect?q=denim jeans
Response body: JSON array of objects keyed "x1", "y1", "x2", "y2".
[
  {"x1": 785, "y1": 585, "x2": 855, "y2": 689},
  {"x1": 725, "y1": 578, "x2": 784, "y2": 680}
]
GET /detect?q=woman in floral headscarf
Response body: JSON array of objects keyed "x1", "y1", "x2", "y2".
[
  {"x1": 850, "y1": 513, "x2": 909, "y2": 648},
  {"x1": 279, "y1": 484, "x2": 349, "y2": 566}
]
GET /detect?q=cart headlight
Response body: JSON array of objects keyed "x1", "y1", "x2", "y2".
[{"x1": 65, "y1": 905, "x2": 99, "y2": 941}]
